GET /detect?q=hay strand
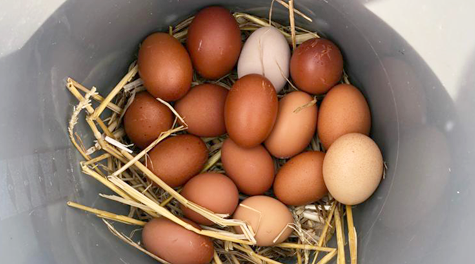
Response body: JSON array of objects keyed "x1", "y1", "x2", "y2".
[
  {"x1": 346, "y1": 205, "x2": 357, "y2": 264},
  {"x1": 334, "y1": 204, "x2": 346, "y2": 264},
  {"x1": 67, "y1": 201, "x2": 146, "y2": 226}
]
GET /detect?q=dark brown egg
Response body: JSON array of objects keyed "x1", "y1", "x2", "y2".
[
  {"x1": 274, "y1": 151, "x2": 327, "y2": 206},
  {"x1": 142, "y1": 218, "x2": 214, "y2": 264},
  {"x1": 290, "y1": 38, "x2": 343, "y2": 95},
  {"x1": 318, "y1": 84, "x2": 371, "y2": 149},
  {"x1": 221, "y1": 138, "x2": 275, "y2": 195},
  {"x1": 224, "y1": 74, "x2": 278, "y2": 148},
  {"x1": 123, "y1": 91, "x2": 173, "y2": 149},
  {"x1": 138, "y1": 33, "x2": 193, "y2": 101},
  {"x1": 181, "y1": 173, "x2": 239, "y2": 225},
  {"x1": 187, "y1": 6, "x2": 242, "y2": 79},
  {"x1": 175, "y1": 84, "x2": 228, "y2": 137},
  {"x1": 147, "y1": 134, "x2": 208, "y2": 187}
]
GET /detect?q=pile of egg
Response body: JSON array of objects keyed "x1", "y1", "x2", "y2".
[{"x1": 123, "y1": 6, "x2": 383, "y2": 264}]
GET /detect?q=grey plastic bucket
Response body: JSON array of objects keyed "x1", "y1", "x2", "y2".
[{"x1": 1, "y1": 0, "x2": 474, "y2": 263}]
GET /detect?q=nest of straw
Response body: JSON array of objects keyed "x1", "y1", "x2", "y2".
[{"x1": 66, "y1": 1, "x2": 360, "y2": 264}]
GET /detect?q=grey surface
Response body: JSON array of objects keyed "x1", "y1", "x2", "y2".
[{"x1": 0, "y1": 0, "x2": 474, "y2": 263}]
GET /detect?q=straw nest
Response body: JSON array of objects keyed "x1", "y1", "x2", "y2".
[{"x1": 66, "y1": 1, "x2": 360, "y2": 263}]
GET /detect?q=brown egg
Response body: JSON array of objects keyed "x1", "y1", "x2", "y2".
[
  {"x1": 187, "y1": 6, "x2": 242, "y2": 79},
  {"x1": 123, "y1": 91, "x2": 173, "y2": 149},
  {"x1": 221, "y1": 138, "x2": 275, "y2": 195},
  {"x1": 274, "y1": 151, "x2": 327, "y2": 206},
  {"x1": 233, "y1": 196, "x2": 294, "y2": 246},
  {"x1": 138, "y1": 33, "x2": 192, "y2": 101},
  {"x1": 290, "y1": 38, "x2": 343, "y2": 94},
  {"x1": 142, "y1": 218, "x2": 214, "y2": 264},
  {"x1": 175, "y1": 84, "x2": 228, "y2": 137},
  {"x1": 181, "y1": 173, "x2": 239, "y2": 225},
  {"x1": 265, "y1": 91, "x2": 317, "y2": 158},
  {"x1": 147, "y1": 134, "x2": 208, "y2": 187},
  {"x1": 318, "y1": 84, "x2": 371, "y2": 149},
  {"x1": 323, "y1": 133, "x2": 383, "y2": 205},
  {"x1": 224, "y1": 74, "x2": 278, "y2": 148}
]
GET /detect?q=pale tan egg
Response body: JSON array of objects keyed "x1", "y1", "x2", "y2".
[
  {"x1": 233, "y1": 196, "x2": 294, "y2": 246},
  {"x1": 323, "y1": 133, "x2": 383, "y2": 205}
]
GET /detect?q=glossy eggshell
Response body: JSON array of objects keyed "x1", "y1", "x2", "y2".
[
  {"x1": 221, "y1": 138, "x2": 275, "y2": 195},
  {"x1": 146, "y1": 134, "x2": 208, "y2": 187},
  {"x1": 187, "y1": 6, "x2": 242, "y2": 79},
  {"x1": 180, "y1": 173, "x2": 239, "y2": 225},
  {"x1": 237, "y1": 26, "x2": 291, "y2": 93},
  {"x1": 138, "y1": 33, "x2": 192, "y2": 101},
  {"x1": 290, "y1": 38, "x2": 343, "y2": 94},
  {"x1": 142, "y1": 218, "x2": 214, "y2": 264},
  {"x1": 318, "y1": 84, "x2": 371, "y2": 150},
  {"x1": 224, "y1": 74, "x2": 278, "y2": 148},
  {"x1": 323, "y1": 133, "x2": 383, "y2": 205},
  {"x1": 123, "y1": 91, "x2": 173, "y2": 149},
  {"x1": 175, "y1": 84, "x2": 228, "y2": 137},
  {"x1": 265, "y1": 91, "x2": 317, "y2": 158},
  {"x1": 233, "y1": 196, "x2": 294, "y2": 246},
  {"x1": 274, "y1": 151, "x2": 327, "y2": 206}
]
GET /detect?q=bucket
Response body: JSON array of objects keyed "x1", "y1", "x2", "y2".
[{"x1": 1, "y1": 0, "x2": 474, "y2": 263}]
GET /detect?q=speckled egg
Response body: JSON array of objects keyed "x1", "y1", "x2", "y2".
[
  {"x1": 175, "y1": 83, "x2": 228, "y2": 137},
  {"x1": 147, "y1": 134, "x2": 208, "y2": 187},
  {"x1": 323, "y1": 133, "x2": 383, "y2": 205},
  {"x1": 123, "y1": 91, "x2": 173, "y2": 149}
]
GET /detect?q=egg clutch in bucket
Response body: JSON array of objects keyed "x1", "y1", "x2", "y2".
[{"x1": 65, "y1": 3, "x2": 384, "y2": 264}]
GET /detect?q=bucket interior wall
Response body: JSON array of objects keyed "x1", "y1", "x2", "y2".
[{"x1": 1, "y1": 0, "x2": 474, "y2": 263}]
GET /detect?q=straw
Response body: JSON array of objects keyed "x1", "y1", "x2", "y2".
[
  {"x1": 334, "y1": 204, "x2": 346, "y2": 264},
  {"x1": 347, "y1": 205, "x2": 357, "y2": 264},
  {"x1": 67, "y1": 201, "x2": 146, "y2": 226},
  {"x1": 288, "y1": 0, "x2": 297, "y2": 50}
]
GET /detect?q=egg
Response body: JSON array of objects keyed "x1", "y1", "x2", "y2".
[
  {"x1": 123, "y1": 91, "x2": 173, "y2": 149},
  {"x1": 274, "y1": 151, "x2": 327, "y2": 206},
  {"x1": 238, "y1": 26, "x2": 291, "y2": 93},
  {"x1": 224, "y1": 74, "x2": 278, "y2": 148},
  {"x1": 290, "y1": 38, "x2": 343, "y2": 94},
  {"x1": 233, "y1": 196, "x2": 294, "y2": 246},
  {"x1": 318, "y1": 84, "x2": 371, "y2": 149},
  {"x1": 142, "y1": 217, "x2": 214, "y2": 264},
  {"x1": 187, "y1": 6, "x2": 242, "y2": 79},
  {"x1": 137, "y1": 33, "x2": 193, "y2": 101},
  {"x1": 221, "y1": 138, "x2": 275, "y2": 195},
  {"x1": 175, "y1": 84, "x2": 228, "y2": 137},
  {"x1": 181, "y1": 173, "x2": 239, "y2": 225},
  {"x1": 147, "y1": 134, "x2": 208, "y2": 187},
  {"x1": 323, "y1": 133, "x2": 383, "y2": 205},
  {"x1": 264, "y1": 91, "x2": 317, "y2": 158},
  {"x1": 138, "y1": 33, "x2": 192, "y2": 101}
]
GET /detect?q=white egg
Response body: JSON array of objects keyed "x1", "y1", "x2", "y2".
[{"x1": 237, "y1": 27, "x2": 290, "y2": 93}]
